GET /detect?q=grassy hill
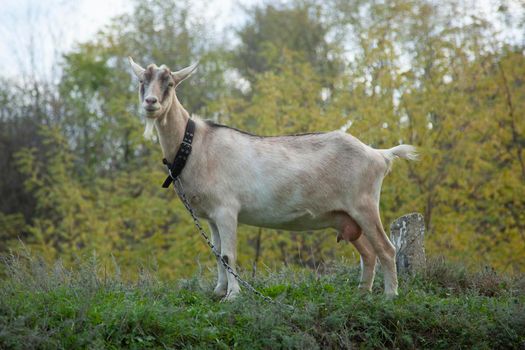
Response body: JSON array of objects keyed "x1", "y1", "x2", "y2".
[{"x1": 0, "y1": 253, "x2": 524, "y2": 349}]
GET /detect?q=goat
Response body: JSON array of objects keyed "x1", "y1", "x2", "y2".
[{"x1": 129, "y1": 57, "x2": 418, "y2": 299}]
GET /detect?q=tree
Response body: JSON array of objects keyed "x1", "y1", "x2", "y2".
[
  {"x1": 234, "y1": 1, "x2": 342, "y2": 88},
  {"x1": 1, "y1": 0, "x2": 524, "y2": 276}
]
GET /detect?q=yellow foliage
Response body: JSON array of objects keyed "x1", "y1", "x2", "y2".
[{"x1": 2, "y1": 0, "x2": 524, "y2": 277}]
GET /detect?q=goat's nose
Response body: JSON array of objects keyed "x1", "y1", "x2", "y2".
[{"x1": 145, "y1": 96, "x2": 158, "y2": 105}]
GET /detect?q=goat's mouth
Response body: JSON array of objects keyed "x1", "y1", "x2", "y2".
[{"x1": 143, "y1": 105, "x2": 161, "y2": 116}]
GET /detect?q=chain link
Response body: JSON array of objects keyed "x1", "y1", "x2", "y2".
[{"x1": 174, "y1": 178, "x2": 294, "y2": 310}]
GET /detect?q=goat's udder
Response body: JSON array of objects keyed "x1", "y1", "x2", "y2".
[{"x1": 336, "y1": 212, "x2": 363, "y2": 243}]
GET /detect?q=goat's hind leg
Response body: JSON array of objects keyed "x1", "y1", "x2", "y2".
[
  {"x1": 352, "y1": 198, "x2": 398, "y2": 298},
  {"x1": 336, "y1": 212, "x2": 377, "y2": 292},
  {"x1": 351, "y1": 234, "x2": 377, "y2": 292}
]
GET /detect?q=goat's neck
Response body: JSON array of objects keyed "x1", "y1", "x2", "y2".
[{"x1": 155, "y1": 97, "x2": 190, "y2": 163}]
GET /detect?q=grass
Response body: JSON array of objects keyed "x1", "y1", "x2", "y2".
[{"x1": 0, "y1": 252, "x2": 524, "y2": 349}]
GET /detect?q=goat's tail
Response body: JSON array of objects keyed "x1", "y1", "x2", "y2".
[{"x1": 378, "y1": 144, "x2": 418, "y2": 173}]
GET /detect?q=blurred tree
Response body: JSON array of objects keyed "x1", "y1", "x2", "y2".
[
  {"x1": 329, "y1": 0, "x2": 525, "y2": 272},
  {"x1": 14, "y1": 125, "x2": 212, "y2": 278},
  {"x1": 1, "y1": 0, "x2": 524, "y2": 276},
  {"x1": 0, "y1": 74, "x2": 66, "y2": 253},
  {"x1": 233, "y1": 1, "x2": 343, "y2": 88}
]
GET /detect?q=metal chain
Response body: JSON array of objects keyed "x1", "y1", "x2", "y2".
[{"x1": 174, "y1": 178, "x2": 294, "y2": 310}]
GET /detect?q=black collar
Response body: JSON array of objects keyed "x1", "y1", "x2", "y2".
[{"x1": 161, "y1": 118, "x2": 196, "y2": 188}]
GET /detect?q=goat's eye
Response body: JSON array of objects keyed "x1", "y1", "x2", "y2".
[
  {"x1": 168, "y1": 82, "x2": 174, "y2": 87},
  {"x1": 139, "y1": 80, "x2": 143, "y2": 84}
]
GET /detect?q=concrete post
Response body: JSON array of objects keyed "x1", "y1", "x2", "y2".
[{"x1": 390, "y1": 213, "x2": 426, "y2": 274}]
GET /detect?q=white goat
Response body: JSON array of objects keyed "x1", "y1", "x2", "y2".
[{"x1": 129, "y1": 58, "x2": 417, "y2": 299}]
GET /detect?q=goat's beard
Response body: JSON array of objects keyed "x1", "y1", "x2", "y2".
[{"x1": 143, "y1": 118, "x2": 156, "y2": 141}]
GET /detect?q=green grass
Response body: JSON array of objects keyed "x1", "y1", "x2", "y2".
[{"x1": 1, "y1": 253, "x2": 524, "y2": 349}]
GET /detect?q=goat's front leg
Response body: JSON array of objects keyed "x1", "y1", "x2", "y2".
[
  {"x1": 214, "y1": 210, "x2": 240, "y2": 300},
  {"x1": 209, "y1": 221, "x2": 227, "y2": 297}
]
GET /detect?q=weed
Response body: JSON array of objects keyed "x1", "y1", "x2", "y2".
[{"x1": 0, "y1": 252, "x2": 524, "y2": 349}]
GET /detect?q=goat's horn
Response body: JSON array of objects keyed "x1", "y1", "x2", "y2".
[
  {"x1": 172, "y1": 61, "x2": 199, "y2": 84},
  {"x1": 128, "y1": 56, "x2": 145, "y2": 78}
]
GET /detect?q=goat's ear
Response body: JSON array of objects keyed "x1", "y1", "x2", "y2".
[
  {"x1": 128, "y1": 57, "x2": 145, "y2": 79},
  {"x1": 172, "y1": 61, "x2": 199, "y2": 85}
]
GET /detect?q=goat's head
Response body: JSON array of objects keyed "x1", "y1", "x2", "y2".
[{"x1": 128, "y1": 57, "x2": 198, "y2": 119}]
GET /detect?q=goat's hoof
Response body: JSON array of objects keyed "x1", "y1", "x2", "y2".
[
  {"x1": 385, "y1": 291, "x2": 398, "y2": 300},
  {"x1": 221, "y1": 288, "x2": 240, "y2": 301},
  {"x1": 357, "y1": 285, "x2": 372, "y2": 293},
  {"x1": 213, "y1": 284, "x2": 228, "y2": 297}
]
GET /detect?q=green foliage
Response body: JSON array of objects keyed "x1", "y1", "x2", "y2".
[
  {"x1": 12, "y1": 125, "x2": 211, "y2": 279},
  {"x1": 0, "y1": 0, "x2": 524, "y2": 277},
  {"x1": 234, "y1": 1, "x2": 341, "y2": 85},
  {"x1": 0, "y1": 213, "x2": 25, "y2": 255},
  {"x1": 0, "y1": 254, "x2": 524, "y2": 349}
]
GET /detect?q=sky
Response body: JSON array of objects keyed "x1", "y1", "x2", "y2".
[
  {"x1": 0, "y1": 0, "x2": 522, "y2": 82},
  {"x1": 0, "y1": 0, "x2": 264, "y2": 81},
  {"x1": 1, "y1": 0, "x2": 129, "y2": 80}
]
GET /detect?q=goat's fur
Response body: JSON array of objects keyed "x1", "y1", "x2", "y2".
[{"x1": 129, "y1": 57, "x2": 417, "y2": 299}]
